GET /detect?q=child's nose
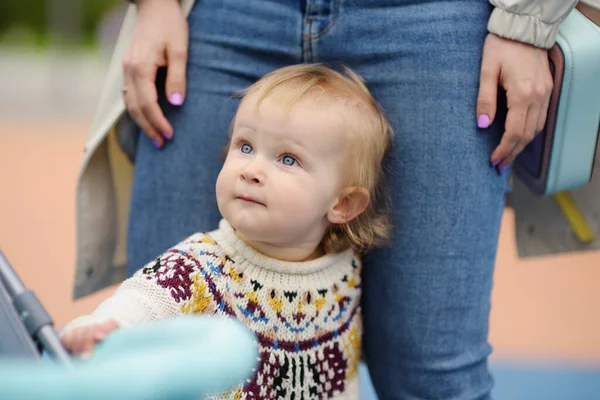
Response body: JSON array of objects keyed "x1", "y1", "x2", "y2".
[{"x1": 240, "y1": 161, "x2": 265, "y2": 184}]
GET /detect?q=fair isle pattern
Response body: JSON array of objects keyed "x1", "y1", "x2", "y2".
[{"x1": 139, "y1": 224, "x2": 362, "y2": 399}]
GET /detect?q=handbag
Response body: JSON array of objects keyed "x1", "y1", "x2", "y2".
[{"x1": 514, "y1": 6, "x2": 600, "y2": 195}]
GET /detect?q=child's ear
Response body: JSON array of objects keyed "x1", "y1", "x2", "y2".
[{"x1": 327, "y1": 187, "x2": 370, "y2": 224}]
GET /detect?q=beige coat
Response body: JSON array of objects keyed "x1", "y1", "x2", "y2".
[{"x1": 73, "y1": 0, "x2": 584, "y2": 298}]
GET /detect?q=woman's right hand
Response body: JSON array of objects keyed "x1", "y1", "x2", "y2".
[{"x1": 123, "y1": 0, "x2": 189, "y2": 148}]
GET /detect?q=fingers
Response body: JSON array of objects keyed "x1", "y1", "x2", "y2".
[
  {"x1": 536, "y1": 71, "x2": 553, "y2": 134},
  {"x1": 504, "y1": 104, "x2": 540, "y2": 167},
  {"x1": 536, "y1": 94, "x2": 551, "y2": 134},
  {"x1": 491, "y1": 78, "x2": 551, "y2": 172},
  {"x1": 122, "y1": 56, "x2": 173, "y2": 149},
  {"x1": 165, "y1": 31, "x2": 188, "y2": 106},
  {"x1": 62, "y1": 327, "x2": 96, "y2": 355},
  {"x1": 476, "y1": 45, "x2": 500, "y2": 129},
  {"x1": 62, "y1": 321, "x2": 120, "y2": 355},
  {"x1": 93, "y1": 320, "x2": 121, "y2": 341},
  {"x1": 135, "y1": 66, "x2": 174, "y2": 139},
  {"x1": 125, "y1": 89, "x2": 164, "y2": 149},
  {"x1": 480, "y1": 34, "x2": 554, "y2": 175},
  {"x1": 490, "y1": 88, "x2": 528, "y2": 167}
]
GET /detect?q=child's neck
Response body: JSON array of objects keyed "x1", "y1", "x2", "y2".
[{"x1": 235, "y1": 232, "x2": 325, "y2": 262}]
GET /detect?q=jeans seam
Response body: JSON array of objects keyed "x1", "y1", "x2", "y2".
[
  {"x1": 302, "y1": 1, "x2": 314, "y2": 62},
  {"x1": 303, "y1": 0, "x2": 340, "y2": 40}
]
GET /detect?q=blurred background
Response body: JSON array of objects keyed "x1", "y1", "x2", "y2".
[{"x1": 0, "y1": 1, "x2": 599, "y2": 399}]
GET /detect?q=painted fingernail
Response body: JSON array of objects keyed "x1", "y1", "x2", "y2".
[
  {"x1": 490, "y1": 159, "x2": 501, "y2": 168},
  {"x1": 152, "y1": 139, "x2": 162, "y2": 149},
  {"x1": 162, "y1": 131, "x2": 173, "y2": 140},
  {"x1": 169, "y1": 93, "x2": 183, "y2": 106},
  {"x1": 498, "y1": 164, "x2": 510, "y2": 175},
  {"x1": 478, "y1": 114, "x2": 490, "y2": 129}
]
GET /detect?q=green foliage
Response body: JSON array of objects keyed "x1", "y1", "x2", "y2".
[{"x1": 0, "y1": 0, "x2": 120, "y2": 47}]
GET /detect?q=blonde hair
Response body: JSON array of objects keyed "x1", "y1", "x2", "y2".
[{"x1": 236, "y1": 64, "x2": 393, "y2": 253}]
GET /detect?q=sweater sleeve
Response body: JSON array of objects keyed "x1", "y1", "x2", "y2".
[{"x1": 62, "y1": 244, "x2": 208, "y2": 334}]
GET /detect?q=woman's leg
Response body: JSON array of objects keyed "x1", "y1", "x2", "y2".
[
  {"x1": 317, "y1": 0, "x2": 509, "y2": 398},
  {"x1": 126, "y1": 0, "x2": 303, "y2": 275}
]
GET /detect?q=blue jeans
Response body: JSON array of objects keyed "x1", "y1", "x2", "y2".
[{"x1": 127, "y1": 0, "x2": 510, "y2": 398}]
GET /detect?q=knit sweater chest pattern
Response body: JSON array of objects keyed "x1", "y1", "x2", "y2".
[{"x1": 72, "y1": 220, "x2": 363, "y2": 399}]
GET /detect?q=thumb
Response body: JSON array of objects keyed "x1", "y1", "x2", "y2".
[
  {"x1": 476, "y1": 54, "x2": 500, "y2": 129},
  {"x1": 165, "y1": 39, "x2": 188, "y2": 106}
]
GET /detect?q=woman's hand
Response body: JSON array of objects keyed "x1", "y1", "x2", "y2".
[
  {"x1": 122, "y1": 0, "x2": 189, "y2": 149},
  {"x1": 476, "y1": 33, "x2": 553, "y2": 173},
  {"x1": 61, "y1": 320, "x2": 120, "y2": 356}
]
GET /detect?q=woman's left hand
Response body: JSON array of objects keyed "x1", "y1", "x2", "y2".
[{"x1": 476, "y1": 33, "x2": 554, "y2": 173}]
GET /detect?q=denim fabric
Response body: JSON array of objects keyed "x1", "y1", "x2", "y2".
[{"x1": 127, "y1": 0, "x2": 510, "y2": 398}]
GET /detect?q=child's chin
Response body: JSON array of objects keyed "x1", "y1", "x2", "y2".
[{"x1": 230, "y1": 215, "x2": 269, "y2": 238}]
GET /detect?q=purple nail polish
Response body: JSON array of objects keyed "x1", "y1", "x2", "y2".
[
  {"x1": 478, "y1": 114, "x2": 490, "y2": 129},
  {"x1": 490, "y1": 159, "x2": 501, "y2": 168},
  {"x1": 498, "y1": 164, "x2": 510, "y2": 175},
  {"x1": 162, "y1": 132, "x2": 173, "y2": 140},
  {"x1": 152, "y1": 139, "x2": 162, "y2": 149},
  {"x1": 169, "y1": 93, "x2": 183, "y2": 106}
]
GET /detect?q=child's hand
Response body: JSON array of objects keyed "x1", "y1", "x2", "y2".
[{"x1": 61, "y1": 320, "x2": 120, "y2": 356}]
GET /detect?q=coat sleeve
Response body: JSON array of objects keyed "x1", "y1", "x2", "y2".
[{"x1": 488, "y1": 0, "x2": 579, "y2": 48}]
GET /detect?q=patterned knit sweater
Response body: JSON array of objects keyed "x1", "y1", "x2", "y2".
[{"x1": 64, "y1": 219, "x2": 362, "y2": 400}]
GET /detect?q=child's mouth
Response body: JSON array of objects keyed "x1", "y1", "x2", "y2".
[{"x1": 237, "y1": 195, "x2": 265, "y2": 206}]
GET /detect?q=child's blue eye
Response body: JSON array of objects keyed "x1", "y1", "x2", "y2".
[
  {"x1": 280, "y1": 155, "x2": 298, "y2": 166},
  {"x1": 240, "y1": 143, "x2": 253, "y2": 154}
]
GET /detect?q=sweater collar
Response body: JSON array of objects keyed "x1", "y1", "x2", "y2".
[{"x1": 210, "y1": 219, "x2": 353, "y2": 275}]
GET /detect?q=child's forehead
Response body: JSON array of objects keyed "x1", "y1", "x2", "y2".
[{"x1": 234, "y1": 90, "x2": 355, "y2": 149}]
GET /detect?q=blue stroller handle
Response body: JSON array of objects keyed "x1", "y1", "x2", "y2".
[{"x1": 0, "y1": 316, "x2": 258, "y2": 400}]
